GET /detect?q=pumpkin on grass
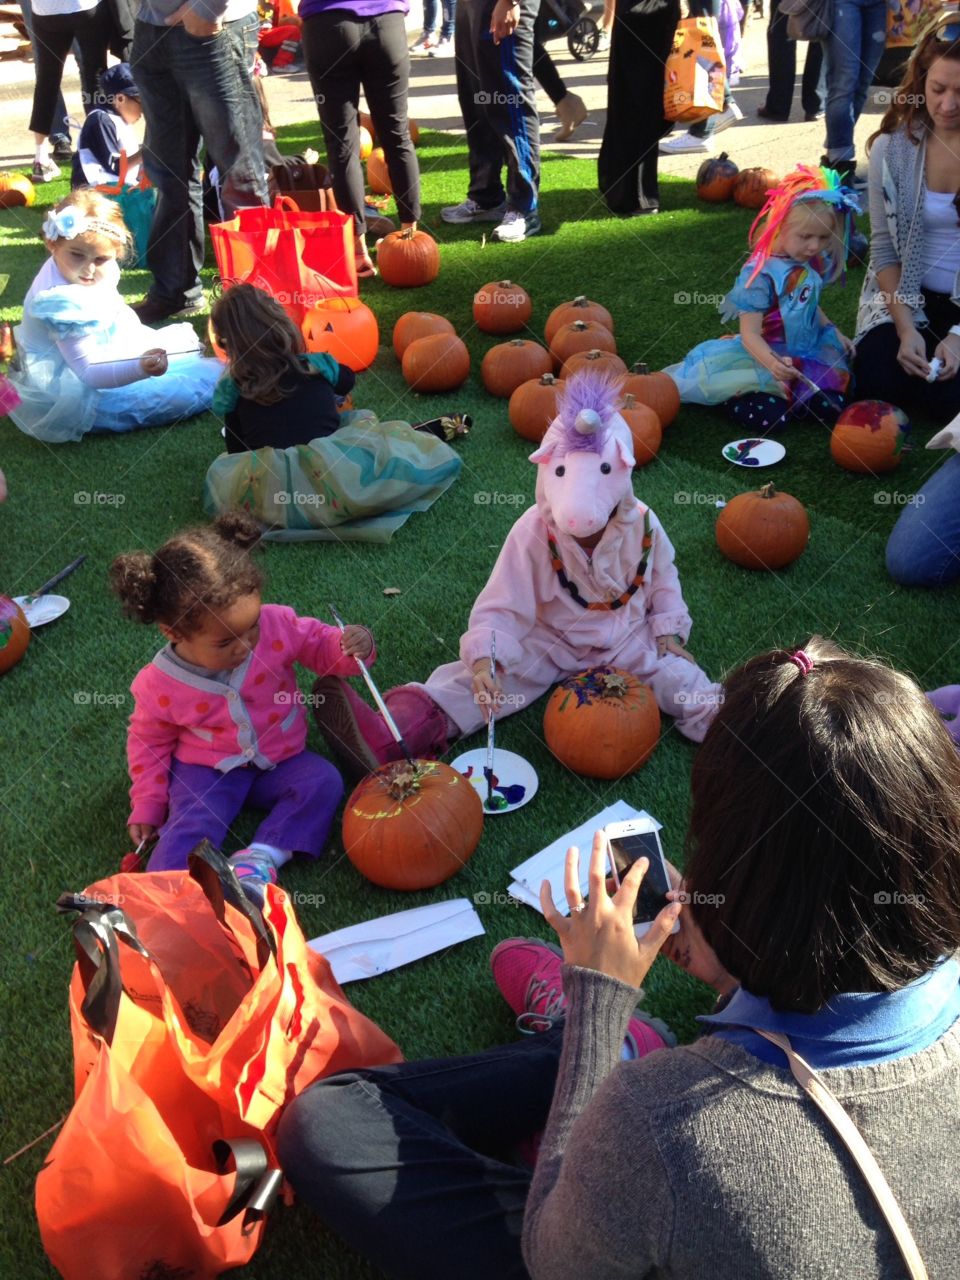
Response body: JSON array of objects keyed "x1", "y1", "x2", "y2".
[
  {"x1": 0, "y1": 596, "x2": 29, "y2": 675},
  {"x1": 0, "y1": 173, "x2": 35, "y2": 209},
  {"x1": 544, "y1": 667, "x2": 660, "y2": 779},
  {"x1": 366, "y1": 147, "x2": 392, "y2": 195},
  {"x1": 544, "y1": 296, "x2": 614, "y2": 345},
  {"x1": 481, "y1": 338, "x2": 552, "y2": 398},
  {"x1": 392, "y1": 311, "x2": 454, "y2": 360},
  {"x1": 359, "y1": 112, "x2": 377, "y2": 142},
  {"x1": 733, "y1": 167, "x2": 780, "y2": 209},
  {"x1": 621, "y1": 362, "x2": 680, "y2": 428},
  {"x1": 696, "y1": 152, "x2": 739, "y2": 202},
  {"x1": 830, "y1": 400, "x2": 910, "y2": 474},
  {"x1": 343, "y1": 759, "x2": 484, "y2": 890},
  {"x1": 359, "y1": 126, "x2": 374, "y2": 160},
  {"x1": 473, "y1": 280, "x2": 532, "y2": 334},
  {"x1": 549, "y1": 319, "x2": 616, "y2": 371},
  {"x1": 509, "y1": 372, "x2": 563, "y2": 441},
  {"x1": 301, "y1": 296, "x2": 379, "y2": 371},
  {"x1": 560, "y1": 348, "x2": 628, "y2": 379},
  {"x1": 402, "y1": 332, "x2": 471, "y2": 392},
  {"x1": 715, "y1": 483, "x2": 809, "y2": 570},
  {"x1": 619, "y1": 394, "x2": 662, "y2": 466},
  {"x1": 377, "y1": 227, "x2": 440, "y2": 287}
]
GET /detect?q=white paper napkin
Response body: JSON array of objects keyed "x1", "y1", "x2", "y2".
[{"x1": 309, "y1": 899, "x2": 485, "y2": 983}]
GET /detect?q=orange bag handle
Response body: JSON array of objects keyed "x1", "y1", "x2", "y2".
[{"x1": 273, "y1": 195, "x2": 302, "y2": 214}]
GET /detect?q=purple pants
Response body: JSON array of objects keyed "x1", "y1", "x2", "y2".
[{"x1": 149, "y1": 750, "x2": 344, "y2": 871}]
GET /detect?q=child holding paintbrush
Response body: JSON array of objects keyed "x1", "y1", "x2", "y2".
[{"x1": 7, "y1": 190, "x2": 220, "y2": 444}]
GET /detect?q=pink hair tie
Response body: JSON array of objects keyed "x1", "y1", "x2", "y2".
[{"x1": 788, "y1": 649, "x2": 814, "y2": 676}]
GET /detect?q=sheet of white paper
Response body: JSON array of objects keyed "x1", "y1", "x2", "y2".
[
  {"x1": 509, "y1": 800, "x2": 662, "y2": 917},
  {"x1": 308, "y1": 898, "x2": 485, "y2": 983},
  {"x1": 926, "y1": 419, "x2": 960, "y2": 452}
]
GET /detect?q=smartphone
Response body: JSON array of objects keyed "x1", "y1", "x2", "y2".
[{"x1": 605, "y1": 818, "x2": 679, "y2": 938}]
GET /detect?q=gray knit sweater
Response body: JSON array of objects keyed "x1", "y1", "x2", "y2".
[{"x1": 523, "y1": 966, "x2": 960, "y2": 1279}]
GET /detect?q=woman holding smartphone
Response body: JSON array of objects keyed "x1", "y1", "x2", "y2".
[{"x1": 278, "y1": 636, "x2": 960, "y2": 1279}]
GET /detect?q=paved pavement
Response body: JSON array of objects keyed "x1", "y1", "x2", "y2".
[{"x1": 0, "y1": 13, "x2": 884, "y2": 181}]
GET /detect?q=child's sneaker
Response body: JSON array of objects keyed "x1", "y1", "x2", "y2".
[
  {"x1": 491, "y1": 209, "x2": 542, "y2": 243},
  {"x1": 229, "y1": 849, "x2": 278, "y2": 906},
  {"x1": 32, "y1": 157, "x2": 61, "y2": 183},
  {"x1": 409, "y1": 30, "x2": 436, "y2": 54},
  {"x1": 441, "y1": 197, "x2": 508, "y2": 224}
]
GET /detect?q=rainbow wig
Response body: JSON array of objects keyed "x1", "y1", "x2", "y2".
[{"x1": 745, "y1": 165, "x2": 861, "y2": 285}]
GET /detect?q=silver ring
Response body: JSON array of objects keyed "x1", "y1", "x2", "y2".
[{"x1": 573, "y1": 901, "x2": 587, "y2": 914}]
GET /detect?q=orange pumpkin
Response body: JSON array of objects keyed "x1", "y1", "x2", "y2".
[
  {"x1": 206, "y1": 316, "x2": 228, "y2": 364},
  {"x1": 544, "y1": 296, "x2": 614, "y2": 346},
  {"x1": 715, "y1": 483, "x2": 809, "y2": 570},
  {"x1": 402, "y1": 332, "x2": 471, "y2": 392},
  {"x1": 0, "y1": 596, "x2": 30, "y2": 675},
  {"x1": 481, "y1": 338, "x2": 552, "y2": 398},
  {"x1": 392, "y1": 311, "x2": 455, "y2": 360},
  {"x1": 342, "y1": 760, "x2": 484, "y2": 890},
  {"x1": 0, "y1": 322, "x2": 14, "y2": 363},
  {"x1": 621, "y1": 362, "x2": 680, "y2": 428},
  {"x1": 696, "y1": 151, "x2": 739, "y2": 202},
  {"x1": 301, "y1": 295, "x2": 379, "y2": 371},
  {"x1": 377, "y1": 227, "x2": 440, "y2": 288},
  {"x1": 560, "y1": 348, "x2": 628, "y2": 380},
  {"x1": 619, "y1": 393, "x2": 661, "y2": 467},
  {"x1": 549, "y1": 319, "x2": 616, "y2": 371},
  {"x1": 733, "y1": 167, "x2": 780, "y2": 209},
  {"x1": 509, "y1": 372, "x2": 563, "y2": 442},
  {"x1": 473, "y1": 280, "x2": 532, "y2": 334},
  {"x1": 359, "y1": 126, "x2": 374, "y2": 160},
  {"x1": 408, "y1": 118, "x2": 420, "y2": 146},
  {"x1": 544, "y1": 667, "x2": 660, "y2": 779},
  {"x1": 830, "y1": 400, "x2": 910, "y2": 474},
  {"x1": 366, "y1": 147, "x2": 392, "y2": 195},
  {"x1": 0, "y1": 173, "x2": 36, "y2": 209},
  {"x1": 359, "y1": 112, "x2": 377, "y2": 142}
]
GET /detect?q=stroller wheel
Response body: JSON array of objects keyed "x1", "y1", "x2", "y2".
[{"x1": 568, "y1": 16, "x2": 599, "y2": 60}]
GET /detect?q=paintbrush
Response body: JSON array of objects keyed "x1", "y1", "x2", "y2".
[
  {"x1": 329, "y1": 603, "x2": 416, "y2": 768},
  {"x1": 86, "y1": 347, "x2": 203, "y2": 365},
  {"x1": 483, "y1": 631, "x2": 497, "y2": 809}
]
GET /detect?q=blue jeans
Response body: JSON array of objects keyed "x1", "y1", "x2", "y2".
[
  {"x1": 132, "y1": 14, "x2": 267, "y2": 309},
  {"x1": 886, "y1": 454, "x2": 960, "y2": 588},
  {"x1": 423, "y1": 0, "x2": 456, "y2": 40},
  {"x1": 823, "y1": 0, "x2": 887, "y2": 162}
]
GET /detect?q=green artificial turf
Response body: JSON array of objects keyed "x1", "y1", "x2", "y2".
[{"x1": 0, "y1": 127, "x2": 954, "y2": 1279}]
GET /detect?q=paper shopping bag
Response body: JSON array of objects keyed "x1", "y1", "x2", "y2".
[{"x1": 664, "y1": 17, "x2": 726, "y2": 124}]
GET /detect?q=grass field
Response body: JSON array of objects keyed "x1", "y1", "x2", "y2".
[{"x1": 0, "y1": 125, "x2": 953, "y2": 1279}]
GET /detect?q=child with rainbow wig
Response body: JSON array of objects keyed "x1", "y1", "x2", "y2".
[{"x1": 666, "y1": 165, "x2": 861, "y2": 433}]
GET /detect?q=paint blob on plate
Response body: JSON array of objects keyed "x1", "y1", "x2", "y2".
[
  {"x1": 450, "y1": 748, "x2": 539, "y2": 814},
  {"x1": 13, "y1": 594, "x2": 71, "y2": 627},
  {"x1": 722, "y1": 437, "x2": 786, "y2": 468}
]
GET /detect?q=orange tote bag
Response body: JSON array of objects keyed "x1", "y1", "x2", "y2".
[{"x1": 664, "y1": 16, "x2": 726, "y2": 124}]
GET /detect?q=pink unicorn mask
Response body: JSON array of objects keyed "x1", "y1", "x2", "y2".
[{"x1": 530, "y1": 372, "x2": 636, "y2": 539}]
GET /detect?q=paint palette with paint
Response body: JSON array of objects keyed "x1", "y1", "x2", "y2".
[{"x1": 450, "y1": 748, "x2": 539, "y2": 815}]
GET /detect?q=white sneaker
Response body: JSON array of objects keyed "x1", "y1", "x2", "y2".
[
  {"x1": 659, "y1": 133, "x2": 714, "y2": 156},
  {"x1": 441, "y1": 197, "x2": 508, "y2": 224},
  {"x1": 491, "y1": 209, "x2": 542, "y2": 242},
  {"x1": 712, "y1": 101, "x2": 744, "y2": 134},
  {"x1": 427, "y1": 37, "x2": 454, "y2": 56},
  {"x1": 31, "y1": 157, "x2": 61, "y2": 183},
  {"x1": 410, "y1": 31, "x2": 436, "y2": 54}
]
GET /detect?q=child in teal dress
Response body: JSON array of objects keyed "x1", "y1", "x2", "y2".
[{"x1": 666, "y1": 165, "x2": 860, "y2": 432}]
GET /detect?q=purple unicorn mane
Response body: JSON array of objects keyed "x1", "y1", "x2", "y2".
[{"x1": 553, "y1": 370, "x2": 625, "y2": 455}]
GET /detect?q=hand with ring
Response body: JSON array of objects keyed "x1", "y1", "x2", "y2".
[{"x1": 540, "y1": 830, "x2": 681, "y2": 990}]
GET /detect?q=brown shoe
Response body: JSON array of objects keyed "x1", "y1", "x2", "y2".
[
  {"x1": 311, "y1": 676, "x2": 383, "y2": 785},
  {"x1": 554, "y1": 92, "x2": 587, "y2": 142}
]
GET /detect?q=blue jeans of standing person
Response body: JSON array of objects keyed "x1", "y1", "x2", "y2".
[
  {"x1": 886, "y1": 454, "x2": 960, "y2": 588},
  {"x1": 764, "y1": 0, "x2": 825, "y2": 118},
  {"x1": 423, "y1": 0, "x2": 456, "y2": 41},
  {"x1": 132, "y1": 13, "x2": 267, "y2": 311},
  {"x1": 686, "y1": 0, "x2": 732, "y2": 139},
  {"x1": 823, "y1": 0, "x2": 887, "y2": 163},
  {"x1": 276, "y1": 1028, "x2": 564, "y2": 1280}
]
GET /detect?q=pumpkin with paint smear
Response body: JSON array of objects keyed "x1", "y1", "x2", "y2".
[
  {"x1": 301, "y1": 296, "x2": 379, "y2": 371},
  {"x1": 0, "y1": 596, "x2": 29, "y2": 674},
  {"x1": 696, "y1": 151, "x2": 739, "y2": 202},
  {"x1": 716, "y1": 483, "x2": 809, "y2": 570},
  {"x1": 733, "y1": 167, "x2": 780, "y2": 209},
  {"x1": 509, "y1": 372, "x2": 563, "y2": 441},
  {"x1": 544, "y1": 668, "x2": 660, "y2": 779},
  {"x1": 830, "y1": 400, "x2": 910, "y2": 473},
  {"x1": 481, "y1": 338, "x2": 552, "y2": 398}
]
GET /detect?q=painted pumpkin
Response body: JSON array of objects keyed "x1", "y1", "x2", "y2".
[
  {"x1": 715, "y1": 482, "x2": 809, "y2": 570},
  {"x1": 402, "y1": 332, "x2": 471, "y2": 392},
  {"x1": 366, "y1": 147, "x2": 392, "y2": 195},
  {"x1": 377, "y1": 227, "x2": 440, "y2": 288},
  {"x1": 621, "y1": 362, "x2": 680, "y2": 428},
  {"x1": 0, "y1": 596, "x2": 30, "y2": 675},
  {"x1": 392, "y1": 311, "x2": 455, "y2": 360},
  {"x1": 560, "y1": 348, "x2": 628, "y2": 380},
  {"x1": 619, "y1": 393, "x2": 662, "y2": 466},
  {"x1": 481, "y1": 338, "x2": 552, "y2": 398},
  {"x1": 733, "y1": 167, "x2": 780, "y2": 209},
  {"x1": 696, "y1": 151, "x2": 739, "y2": 202},
  {"x1": 0, "y1": 174, "x2": 36, "y2": 209},
  {"x1": 830, "y1": 400, "x2": 910, "y2": 474},
  {"x1": 509, "y1": 372, "x2": 563, "y2": 442},
  {"x1": 301, "y1": 296, "x2": 379, "y2": 371},
  {"x1": 473, "y1": 280, "x2": 532, "y2": 334},
  {"x1": 544, "y1": 667, "x2": 661, "y2": 779},
  {"x1": 359, "y1": 126, "x2": 374, "y2": 160},
  {"x1": 544, "y1": 296, "x2": 614, "y2": 346},
  {"x1": 343, "y1": 759, "x2": 484, "y2": 890},
  {"x1": 549, "y1": 319, "x2": 616, "y2": 371}
]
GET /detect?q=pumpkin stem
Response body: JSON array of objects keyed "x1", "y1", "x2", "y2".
[
  {"x1": 622, "y1": 393, "x2": 637, "y2": 408},
  {"x1": 632, "y1": 362, "x2": 650, "y2": 375},
  {"x1": 759, "y1": 483, "x2": 777, "y2": 499},
  {"x1": 381, "y1": 761, "x2": 424, "y2": 799},
  {"x1": 400, "y1": 227, "x2": 417, "y2": 240},
  {"x1": 572, "y1": 295, "x2": 588, "y2": 306},
  {"x1": 570, "y1": 321, "x2": 589, "y2": 331},
  {"x1": 598, "y1": 672, "x2": 630, "y2": 698},
  {"x1": 540, "y1": 373, "x2": 557, "y2": 385},
  {"x1": 509, "y1": 338, "x2": 526, "y2": 347},
  {"x1": 498, "y1": 280, "x2": 513, "y2": 287}
]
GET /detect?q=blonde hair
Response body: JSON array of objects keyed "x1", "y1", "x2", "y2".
[
  {"x1": 44, "y1": 189, "x2": 132, "y2": 257},
  {"x1": 775, "y1": 199, "x2": 846, "y2": 280}
]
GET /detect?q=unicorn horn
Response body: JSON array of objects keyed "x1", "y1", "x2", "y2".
[{"x1": 574, "y1": 409, "x2": 602, "y2": 435}]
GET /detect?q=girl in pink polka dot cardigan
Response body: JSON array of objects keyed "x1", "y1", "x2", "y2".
[{"x1": 110, "y1": 511, "x2": 374, "y2": 892}]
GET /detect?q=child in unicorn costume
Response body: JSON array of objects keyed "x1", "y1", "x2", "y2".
[{"x1": 312, "y1": 373, "x2": 722, "y2": 779}]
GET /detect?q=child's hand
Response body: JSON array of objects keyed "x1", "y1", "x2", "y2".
[
  {"x1": 140, "y1": 348, "x2": 169, "y2": 377},
  {"x1": 128, "y1": 823, "x2": 157, "y2": 848},
  {"x1": 340, "y1": 625, "x2": 373, "y2": 660},
  {"x1": 471, "y1": 660, "x2": 504, "y2": 722},
  {"x1": 768, "y1": 355, "x2": 798, "y2": 386},
  {"x1": 656, "y1": 634, "x2": 696, "y2": 663}
]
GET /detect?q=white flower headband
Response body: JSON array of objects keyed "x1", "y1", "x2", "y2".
[{"x1": 42, "y1": 206, "x2": 126, "y2": 244}]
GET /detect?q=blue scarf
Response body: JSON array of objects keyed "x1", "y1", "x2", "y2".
[{"x1": 698, "y1": 957, "x2": 960, "y2": 1070}]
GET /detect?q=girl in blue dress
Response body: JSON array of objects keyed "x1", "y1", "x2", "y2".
[
  {"x1": 666, "y1": 165, "x2": 861, "y2": 432},
  {"x1": 8, "y1": 191, "x2": 220, "y2": 444}
]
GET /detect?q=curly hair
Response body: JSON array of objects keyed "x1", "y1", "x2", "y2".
[
  {"x1": 210, "y1": 284, "x2": 311, "y2": 406},
  {"x1": 869, "y1": 8, "x2": 960, "y2": 148},
  {"x1": 110, "y1": 511, "x2": 264, "y2": 636}
]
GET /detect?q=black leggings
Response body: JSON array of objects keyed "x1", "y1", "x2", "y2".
[
  {"x1": 853, "y1": 290, "x2": 960, "y2": 416},
  {"x1": 29, "y1": 5, "x2": 109, "y2": 136}
]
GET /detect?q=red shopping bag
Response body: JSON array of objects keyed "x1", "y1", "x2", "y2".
[
  {"x1": 210, "y1": 196, "x2": 358, "y2": 323},
  {"x1": 36, "y1": 844, "x2": 402, "y2": 1280}
]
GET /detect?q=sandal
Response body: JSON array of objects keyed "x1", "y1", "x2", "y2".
[{"x1": 355, "y1": 254, "x2": 377, "y2": 279}]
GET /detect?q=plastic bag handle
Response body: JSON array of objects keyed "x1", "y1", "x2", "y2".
[
  {"x1": 72, "y1": 913, "x2": 125, "y2": 1043},
  {"x1": 187, "y1": 841, "x2": 276, "y2": 969},
  {"x1": 213, "y1": 1138, "x2": 283, "y2": 1232}
]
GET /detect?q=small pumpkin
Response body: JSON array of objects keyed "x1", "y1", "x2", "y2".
[
  {"x1": 359, "y1": 112, "x2": 377, "y2": 143},
  {"x1": 408, "y1": 118, "x2": 420, "y2": 146},
  {"x1": 619, "y1": 393, "x2": 662, "y2": 467},
  {"x1": 549, "y1": 319, "x2": 616, "y2": 371},
  {"x1": 715, "y1": 482, "x2": 809, "y2": 570},
  {"x1": 481, "y1": 338, "x2": 552, "y2": 398},
  {"x1": 544, "y1": 667, "x2": 660, "y2": 779},
  {"x1": 402, "y1": 332, "x2": 471, "y2": 392},
  {"x1": 0, "y1": 173, "x2": 36, "y2": 209},
  {"x1": 509, "y1": 372, "x2": 563, "y2": 442},
  {"x1": 358, "y1": 126, "x2": 374, "y2": 160},
  {"x1": 473, "y1": 280, "x2": 532, "y2": 334},
  {"x1": 377, "y1": 227, "x2": 440, "y2": 288},
  {"x1": 696, "y1": 151, "x2": 739, "y2": 202},
  {"x1": 621, "y1": 362, "x2": 680, "y2": 428},
  {"x1": 830, "y1": 400, "x2": 910, "y2": 474},
  {"x1": 733, "y1": 167, "x2": 780, "y2": 210},
  {"x1": 544, "y1": 296, "x2": 614, "y2": 346},
  {"x1": 392, "y1": 311, "x2": 455, "y2": 361},
  {"x1": 301, "y1": 295, "x2": 379, "y2": 372},
  {"x1": 0, "y1": 596, "x2": 30, "y2": 675},
  {"x1": 342, "y1": 759, "x2": 484, "y2": 890},
  {"x1": 560, "y1": 348, "x2": 628, "y2": 380},
  {"x1": 366, "y1": 147, "x2": 392, "y2": 195}
]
